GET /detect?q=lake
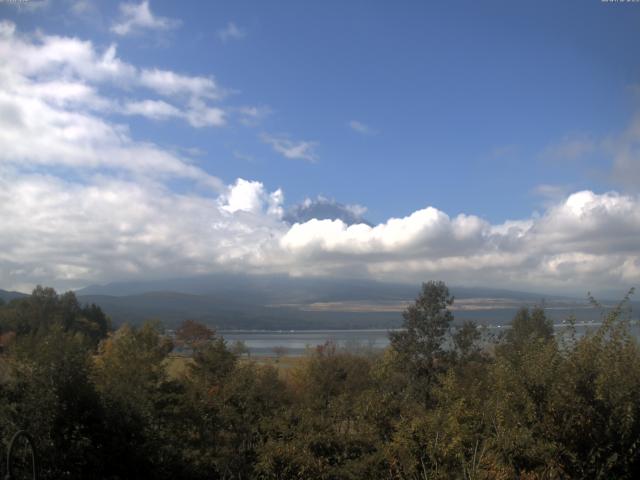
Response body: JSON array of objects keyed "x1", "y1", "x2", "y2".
[{"x1": 219, "y1": 321, "x2": 636, "y2": 356}]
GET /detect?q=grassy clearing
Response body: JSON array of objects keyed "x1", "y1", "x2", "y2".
[
  {"x1": 249, "y1": 355, "x2": 304, "y2": 381},
  {"x1": 165, "y1": 353, "x2": 305, "y2": 381}
]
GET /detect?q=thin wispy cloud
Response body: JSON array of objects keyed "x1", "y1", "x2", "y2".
[
  {"x1": 14, "y1": 0, "x2": 51, "y2": 12},
  {"x1": 260, "y1": 133, "x2": 318, "y2": 162},
  {"x1": 137, "y1": 68, "x2": 225, "y2": 100},
  {"x1": 218, "y1": 22, "x2": 246, "y2": 42},
  {"x1": 70, "y1": 0, "x2": 92, "y2": 15},
  {"x1": 348, "y1": 120, "x2": 376, "y2": 135},
  {"x1": 236, "y1": 105, "x2": 272, "y2": 126},
  {"x1": 532, "y1": 184, "x2": 574, "y2": 207},
  {"x1": 606, "y1": 116, "x2": 640, "y2": 190},
  {"x1": 544, "y1": 122, "x2": 640, "y2": 191},
  {"x1": 542, "y1": 134, "x2": 596, "y2": 162},
  {"x1": 111, "y1": 0, "x2": 181, "y2": 36},
  {"x1": 0, "y1": 20, "x2": 230, "y2": 188},
  {"x1": 232, "y1": 150, "x2": 255, "y2": 162},
  {"x1": 121, "y1": 99, "x2": 226, "y2": 127},
  {"x1": 122, "y1": 99, "x2": 182, "y2": 120}
]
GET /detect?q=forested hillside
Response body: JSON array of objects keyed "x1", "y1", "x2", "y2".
[{"x1": 0, "y1": 282, "x2": 638, "y2": 478}]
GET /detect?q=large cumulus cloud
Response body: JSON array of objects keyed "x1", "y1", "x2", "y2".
[
  {"x1": 278, "y1": 191, "x2": 640, "y2": 291},
  {"x1": 0, "y1": 172, "x2": 288, "y2": 291},
  {"x1": 1, "y1": 169, "x2": 639, "y2": 295}
]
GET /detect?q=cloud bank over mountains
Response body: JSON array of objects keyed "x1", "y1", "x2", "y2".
[
  {"x1": 0, "y1": 20, "x2": 639, "y2": 295},
  {"x1": 2, "y1": 169, "x2": 639, "y2": 295}
]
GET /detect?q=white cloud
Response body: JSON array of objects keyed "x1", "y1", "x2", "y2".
[
  {"x1": 277, "y1": 190, "x2": 640, "y2": 292},
  {"x1": 0, "y1": 22, "x2": 225, "y2": 104},
  {"x1": 121, "y1": 97, "x2": 226, "y2": 129},
  {"x1": 0, "y1": 87, "x2": 223, "y2": 187},
  {"x1": 111, "y1": 1, "x2": 180, "y2": 36},
  {"x1": 219, "y1": 178, "x2": 283, "y2": 216},
  {"x1": 0, "y1": 19, "x2": 231, "y2": 179},
  {"x1": 0, "y1": 172, "x2": 286, "y2": 291},
  {"x1": 138, "y1": 68, "x2": 224, "y2": 100},
  {"x1": 348, "y1": 120, "x2": 375, "y2": 135},
  {"x1": 122, "y1": 99, "x2": 182, "y2": 119},
  {"x1": 183, "y1": 98, "x2": 226, "y2": 127},
  {"x1": 261, "y1": 133, "x2": 318, "y2": 162},
  {"x1": 218, "y1": 22, "x2": 246, "y2": 42},
  {"x1": 2, "y1": 152, "x2": 640, "y2": 296}
]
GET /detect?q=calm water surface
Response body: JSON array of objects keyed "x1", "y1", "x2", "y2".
[{"x1": 220, "y1": 322, "x2": 638, "y2": 356}]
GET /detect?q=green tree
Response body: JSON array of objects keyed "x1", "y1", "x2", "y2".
[
  {"x1": 452, "y1": 320, "x2": 483, "y2": 362},
  {"x1": 92, "y1": 321, "x2": 175, "y2": 478},
  {"x1": 2, "y1": 326, "x2": 107, "y2": 479},
  {"x1": 389, "y1": 280, "x2": 454, "y2": 405},
  {"x1": 0, "y1": 286, "x2": 110, "y2": 347},
  {"x1": 507, "y1": 306, "x2": 553, "y2": 344},
  {"x1": 498, "y1": 306, "x2": 554, "y2": 365},
  {"x1": 257, "y1": 343, "x2": 384, "y2": 479}
]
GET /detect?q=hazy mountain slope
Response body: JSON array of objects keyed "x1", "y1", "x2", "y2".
[
  {"x1": 77, "y1": 273, "x2": 571, "y2": 303},
  {"x1": 77, "y1": 292, "x2": 404, "y2": 330},
  {"x1": 3, "y1": 275, "x2": 628, "y2": 330},
  {"x1": 73, "y1": 274, "x2": 610, "y2": 330},
  {"x1": 0, "y1": 289, "x2": 28, "y2": 303}
]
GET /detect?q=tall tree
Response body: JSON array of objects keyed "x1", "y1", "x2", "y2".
[{"x1": 389, "y1": 280, "x2": 454, "y2": 404}]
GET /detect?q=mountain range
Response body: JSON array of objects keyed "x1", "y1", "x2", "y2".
[{"x1": 2, "y1": 275, "x2": 633, "y2": 330}]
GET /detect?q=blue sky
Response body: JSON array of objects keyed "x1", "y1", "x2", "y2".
[
  {"x1": 7, "y1": 0, "x2": 639, "y2": 221},
  {"x1": 1, "y1": 0, "x2": 640, "y2": 294}
]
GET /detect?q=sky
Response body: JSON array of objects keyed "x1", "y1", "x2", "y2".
[{"x1": 1, "y1": 0, "x2": 640, "y2": 296}]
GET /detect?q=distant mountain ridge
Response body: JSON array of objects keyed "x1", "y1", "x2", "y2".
[
  {"x1": 4, "y1": 276, "x2": 632, "y2": 330},
  {"x1": 76, "y1": 273, "x2": 568, "y2": 303},
  {"x1": 71, "y1": 274, "x2": 608, "y2": 330},
  {"x1": 0, "y1": 289, "x2": 28, "y2": 303}
]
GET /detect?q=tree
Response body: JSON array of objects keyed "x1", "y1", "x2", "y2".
[
  {"x1": 92, "y1": 321, "x2": 174, "y2": 478},
  {"x1": 230, "y1": 339, "x2": 250, "y2": 358},
  {"x1": 175, "y1": 319, "x2": 216, "y2": 351},
  {"x1": 498, "y1": 306, "x2": 554, "y2": 364},
  {"x1": 187, "y1": 327, "x2": 237, "y2": 387},
  {"x1": 507, "y1": 306, "x2": 553, "y2": 345},
  {"x1": 0, "y1": 287, "x2": 110, "y2": 347},
  {"x1": 257, "y1": 343, "x2": 383, "y2": 480},
  {"x1": 389, "y1": 280, "x2": 454, "y2": 403},
  {"x1": 3, "y1": 326, "x2": 107, "y2": 479},
  {"x1": 453, "y1": 320, "x2": 482, "y2": 362}
]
